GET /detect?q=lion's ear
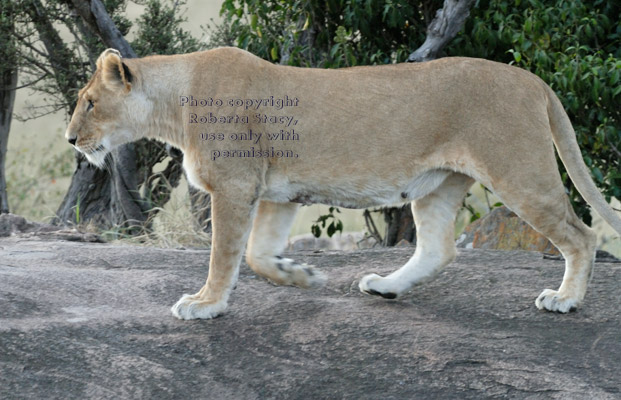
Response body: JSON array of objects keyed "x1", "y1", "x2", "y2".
[{"x1": 97, "y1": 48, "x2": 132, "y2": 92}]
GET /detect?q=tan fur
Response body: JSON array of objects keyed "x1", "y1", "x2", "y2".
[{"x1": 66, "y1": 47, "x2": 621, "y2": 319}]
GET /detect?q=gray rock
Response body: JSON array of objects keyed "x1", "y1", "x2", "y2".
[
  {"x1": 1, "y1": 237, "x2": 620, "y2": 399},
  {"x1": 0, "y1": 213, "x2": 103, "y2": 242}
]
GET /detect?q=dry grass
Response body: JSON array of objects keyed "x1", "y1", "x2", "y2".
[{"x1": 104, "y1": 179, "x2": 212, "y2": 249}]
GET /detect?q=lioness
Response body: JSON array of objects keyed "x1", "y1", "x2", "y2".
[{"x1": 66, "y1": 47, "x2": 621, "y2": 320}]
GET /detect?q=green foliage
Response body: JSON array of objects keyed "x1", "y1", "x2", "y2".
[
  {"x1": 0, "y1": 0, "x2": 18, "y2": 71},
  {"x1": 131, "y1": 0, "x2": 202, "y2": 56},
  {"x1": 73, "y1": 194, "x2": 81, "y2": 225},
  {"x1": 76, "y1": 0, "x2": 132, "y2": 68},
  {"x1": 219, "y1": 0, "x2": 441, "y2": 67},
  {"x1": 8, "y1": 0, "x2": 132, "y2": 116},
  {"x1": 449, "y1": 0, "x2": 621, "y2": 223},
  {"x1": 311, "y1": 207, "x2": 344, "y2": 238},
  {"x1": 202, "y1": 17, "x2": 238, "y2": 49},
  {"x1": 463, "y1": 185, "x2": 504, "y2": 223}
]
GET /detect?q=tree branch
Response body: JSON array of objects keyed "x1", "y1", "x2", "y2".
[
  {"x1": 0, "y1": 73, "x2": 48, "y2": 92},
  {"x1": 363, "y1": 209, "x2": 383, "y2": 244},
  {"x1": 26, "y1": 0, "x2": 83, "y2": 107},
  {"x1": 69, "y1": 0, "x2": 137, "y2": 58},
  {"x1": 408, "y1": 0, "x2": 475, "y2": 62},
  {"x1": 606, "y1": 135, "x2": 621, "y2": 159}
]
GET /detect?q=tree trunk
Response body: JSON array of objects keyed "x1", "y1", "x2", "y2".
[
  {"x1": 69, "y1": 0, "x2": 137, "y2": 58},
  {"x1": 0, "y1": 0, "x2": 18, "y2": 214},
  {"x1": 55, "y1": 155, "x2": 115, "y2": 226},
  {"x1": 383, "y1": 206, "x2": 416, "y2": 246},
  {"x1": 0, "y1": 68, "x2": 15, "y2": 214},
  {"x1": 382, "y1": 0, "x2": 475, "y2": 246}
]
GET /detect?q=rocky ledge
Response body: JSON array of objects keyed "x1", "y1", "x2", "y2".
[{"x1": 0, "y1": 237, "x2": 620, "y2": 399}]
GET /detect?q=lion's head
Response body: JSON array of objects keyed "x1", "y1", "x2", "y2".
[{"x1": 65, "y1": 49, "x2": 150, "y2": 167}]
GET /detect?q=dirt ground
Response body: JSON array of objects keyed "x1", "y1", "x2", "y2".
[{"x1": 1, "y1": 237, "x2": 620, "y2": 399}]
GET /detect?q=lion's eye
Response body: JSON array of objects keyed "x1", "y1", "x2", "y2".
[{"x1": 87, "y1": 100, "x2": 94, "y2": 112}]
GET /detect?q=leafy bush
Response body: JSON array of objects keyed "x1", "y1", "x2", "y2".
[
  {"x1": 132, "y1": 0, "x2": 201, "y2": 56},
  {"x1": 219, "y1": 0, "x2": 441, "y2": 67},
  {"x1": 311, "y1": 207, "x2": 344, "y2": 238}
]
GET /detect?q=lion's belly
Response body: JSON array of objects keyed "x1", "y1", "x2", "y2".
[{"x1": 262, "y1": 169, "x2": 450, "y2": 208}]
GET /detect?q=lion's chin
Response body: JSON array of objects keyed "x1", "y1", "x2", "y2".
[{"x1": 84, "y1": 145, "x2": 109, "y2": 169}]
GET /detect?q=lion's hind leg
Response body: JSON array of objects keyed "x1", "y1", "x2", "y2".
[
  {"x1": 246, "y1": 201, "x2": 326, "y2": 288},
  {"x1": 360, "y1": 172, "x2": 474, "y2": 298},
  {"x1": 490, "y1": 176, "x2": 597, "y2": 313}
]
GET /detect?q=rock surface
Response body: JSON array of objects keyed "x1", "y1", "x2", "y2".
[
  {"x1": 1, "y1": 237, "x2": 620, "y2": 399},
  {"x1": 0, "y1": 213, "x2": 103, "y2": 242}
]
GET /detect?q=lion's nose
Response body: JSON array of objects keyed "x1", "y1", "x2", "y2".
[{"x1": 68, "y1": 137, "x2": 77, "y2": 145}]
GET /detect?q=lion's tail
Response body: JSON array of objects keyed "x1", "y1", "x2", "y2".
[{"x1": 545, "y1": 85, "x2": 621, "y2": 236}]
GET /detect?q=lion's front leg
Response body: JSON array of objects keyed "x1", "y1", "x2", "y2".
[
  {"x1": 246, "y1": 201, "x2": 326, "y2": 288},
  {"x1": 171, "y1": 190, "x2": 257, "y2": 320}
]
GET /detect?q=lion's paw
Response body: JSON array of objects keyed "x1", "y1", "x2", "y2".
[
  {"x1": 273, "y1": 257, "x2": 327, "y2": 289},
  {"x1": 359, "y1": 273, "x2": 399, "y2": 299},
  {"x1": 535, "y1": 289, "x2": 579, "y2": 313},
  {"x1": 171, "y1": 293, "x2": 228, "y2": 320}
]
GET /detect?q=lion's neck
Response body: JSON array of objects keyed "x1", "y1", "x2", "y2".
[{"x1": 128, "y1": 58, "x2": 190, "y2": 150}]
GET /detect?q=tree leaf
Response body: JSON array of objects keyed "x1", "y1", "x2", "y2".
[{"x1": 311, "y1": 224, "x2": 321, "y2": 238}]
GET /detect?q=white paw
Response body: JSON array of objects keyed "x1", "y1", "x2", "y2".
[
  {"x1": 304, "y1": 266, "x2": 328, "y2": 288},
  {"x1": 171, "y1": 293, "x2": 228, "y2": 320},
  {"x1": 273, "y1": 257, "x2": 327, "y2": 288},
  {"x1": 535, "y1": 289, "x2": 579, "y2": 313},
  {"x1": 359, "y1": 273, "x2": 398, "y2": 299}
]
